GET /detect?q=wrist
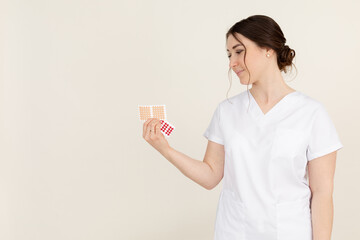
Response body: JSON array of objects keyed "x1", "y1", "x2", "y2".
[{"x1": 161, "y1": 145, "x2": 173, "y2": 160}]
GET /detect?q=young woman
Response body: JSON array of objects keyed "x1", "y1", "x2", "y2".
[{"x1": 143, "y1": 15, "x2": 343, "y2": 240}]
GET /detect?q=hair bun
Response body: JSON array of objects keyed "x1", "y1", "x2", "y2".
[
  {"x1": 280, "y1": 45, "x2": 290, "y2": 55},
  {"x1": 278, "y1": 44, "x2": 295, "y2": 73}
]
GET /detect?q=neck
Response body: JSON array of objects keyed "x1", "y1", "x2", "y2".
[{"x1": 249, "y1": 70, "x2": 295, "y2": 103}]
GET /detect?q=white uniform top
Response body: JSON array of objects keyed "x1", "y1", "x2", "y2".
[{"x1": 203, "y1": 90, "x2": 343, "y2": 240}]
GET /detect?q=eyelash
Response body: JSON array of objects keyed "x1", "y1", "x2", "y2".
[{"x1": 228, "y1": 50, "x2": 243, "y2": 58}]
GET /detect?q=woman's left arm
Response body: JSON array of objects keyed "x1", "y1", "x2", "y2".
[{"x1": 308, "y1": 151, "x2": 337, "y2": 240}]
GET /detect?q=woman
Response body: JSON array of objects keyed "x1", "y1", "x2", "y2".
[{"x1": 143, "y1": 15, "x2": 343, "y2": 240}]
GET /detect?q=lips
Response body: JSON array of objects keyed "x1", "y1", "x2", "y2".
[{"x1": 235, "y1": 70, "x2": 244, "y2": 74}]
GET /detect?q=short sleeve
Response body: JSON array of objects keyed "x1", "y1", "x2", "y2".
[
  {"x1": 203, "y1": 104, "x2": 224, "y2": 145},
  {"x1": 306, "y1": 104, "x2": 343, "y2": 161}
]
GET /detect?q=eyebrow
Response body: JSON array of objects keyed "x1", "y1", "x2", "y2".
[{"x1": 226, "y1": 44, "x2": 243, "y2": 51}]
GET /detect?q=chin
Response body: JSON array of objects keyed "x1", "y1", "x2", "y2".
[{"x1": 239, "y1": 78, "x2": 251, "y2": 85}]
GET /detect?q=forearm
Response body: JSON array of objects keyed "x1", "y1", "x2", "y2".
[
  {"x1": 310, "y1": 192, "x2": 334, "y2": 240},
  {"x1": 161, "y1": 146, "x2": 215, "y2": 190}
]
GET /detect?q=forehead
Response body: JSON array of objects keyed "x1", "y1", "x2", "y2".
[{"x1": 226, "y1": 33, "x2": 249, "y2": 50}]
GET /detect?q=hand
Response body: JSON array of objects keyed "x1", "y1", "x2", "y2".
[{"x1": 143, "y1": 118, "x2": 171, "y2": 155}]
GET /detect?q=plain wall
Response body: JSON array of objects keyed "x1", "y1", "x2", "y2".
[{"x1": 1, "y1": 0, "x2": 359, "y2": 239}]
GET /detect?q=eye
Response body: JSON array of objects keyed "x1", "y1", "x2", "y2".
[{"x1": 227, "y1": 50, "x2": 243, "y2": 58}]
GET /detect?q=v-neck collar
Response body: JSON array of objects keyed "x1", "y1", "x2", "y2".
[{"x1": 245, "y1": 90, "x2": 299, "y2": 126}]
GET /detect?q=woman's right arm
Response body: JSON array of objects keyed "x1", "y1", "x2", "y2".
[
  {"x1": 162, "y1": 141, "x2": 225, "y2": 190},
  {"x1": 143, "y1": 118, "x2": 225, "y2": 190}
]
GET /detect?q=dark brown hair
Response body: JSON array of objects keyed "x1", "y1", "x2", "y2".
[{"x1": 225, "y1": 15, "x2": 297, "y2": 104}]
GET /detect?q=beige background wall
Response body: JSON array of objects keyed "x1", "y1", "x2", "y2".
[{"x1": 1, "y1": 0, "x2": 359, "y2": 239}]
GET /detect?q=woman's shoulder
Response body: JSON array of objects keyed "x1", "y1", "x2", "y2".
[
  {"x1": 219, "y1": 90, "x2": 249, "y2": 107},
  {"x1": 295, "y1": 91, "x2": 329, "y2": 114}
]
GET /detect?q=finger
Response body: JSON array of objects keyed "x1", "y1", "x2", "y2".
[
  {"x1": 155, "y1": 122, "x2": 161, "y2": 135},
  {"x1": 142, "y1": 120, "x2": 147, "y2": 136},
  {"x1": 150, "y1": 120, "x2": 157, "y2": 135},
  {"x1": 153, "y1": 119, "x2": 161, "y2": 133},
  {"x1": 147, "y1": 119, "x2": 155, "y2": 137},
  {"x1": 143, "y1": 118, "x2": 151, "y2": 137}
]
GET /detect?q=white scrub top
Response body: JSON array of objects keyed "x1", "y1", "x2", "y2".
[{"x1": 203, "y1": 90, "x2": 343, "y2": 240}]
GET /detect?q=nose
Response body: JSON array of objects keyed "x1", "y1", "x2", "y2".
[{"x1": 229, "y1": 58, "x2": 239, "y2": 69}]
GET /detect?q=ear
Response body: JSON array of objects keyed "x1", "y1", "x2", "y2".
[{"x1": 264, "y1": 47, "x2": 275, "y2": 56}]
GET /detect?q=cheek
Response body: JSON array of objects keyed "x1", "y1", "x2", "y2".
[
  {"x1": 243, "y1": 54, "x2": 255, "y2": 71},
  {"x1": 247, "y1": 55, "x2": 266, "y2": 75}
]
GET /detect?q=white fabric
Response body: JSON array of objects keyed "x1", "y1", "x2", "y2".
[{"x1": 203, "y1": 90, "x2": 343, "y2": 240}]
